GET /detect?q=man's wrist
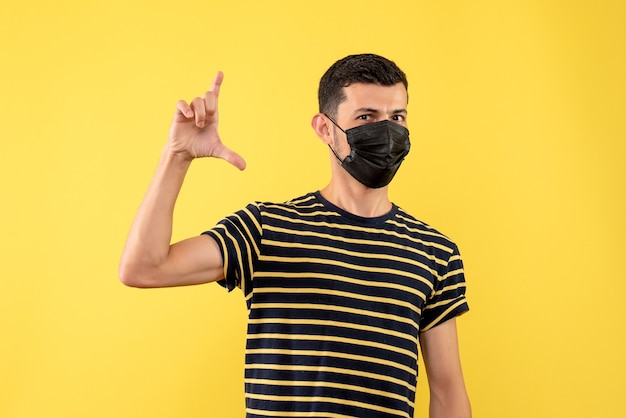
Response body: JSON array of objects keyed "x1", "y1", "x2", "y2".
[{"x1": 161, "y1": 146, "x2": 194, "y2": 167}]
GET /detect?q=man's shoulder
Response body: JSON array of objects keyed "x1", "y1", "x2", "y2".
[
  {"x1": 253, "y1": 191, "x2": 322, "y2": 213},
  {"x1": 392, "y1": 206, "x2": 458, "y2": 248},
  {"x1": 234, "y1": 192, "x2": 324, "y2": 223}
]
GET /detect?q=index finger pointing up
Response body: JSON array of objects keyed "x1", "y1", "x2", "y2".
[{"x1": 210, "y1": 71, "x2": 224, "y2": 96}]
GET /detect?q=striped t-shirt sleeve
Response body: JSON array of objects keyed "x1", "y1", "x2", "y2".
[
  {"x1": 419, "y1": 243, "x2": 469, "y2": 332},
  {"x1": 202, "y1": 203, "x2": 262, "y2": 294}
]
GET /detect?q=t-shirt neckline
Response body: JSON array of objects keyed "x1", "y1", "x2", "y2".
[{"x1": 313, "y1": 191, "x2": 398, "y2": 226}]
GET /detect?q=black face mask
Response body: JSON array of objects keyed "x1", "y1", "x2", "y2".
[{"x1": 326, "y1": 116, "x2": 411, "y2": 188}]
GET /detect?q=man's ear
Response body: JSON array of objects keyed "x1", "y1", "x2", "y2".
[{"x1": 311, "y1": 113, "x2": 333, "y2": 145}]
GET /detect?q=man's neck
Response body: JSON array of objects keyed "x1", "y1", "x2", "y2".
[{"x1": 320, "y1": 181, "x2": 392, "y2": 218}]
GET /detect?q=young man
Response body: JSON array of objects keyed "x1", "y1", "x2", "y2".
[{"x1": 120, "y1": 54, "x2": 471, "y2": 418}]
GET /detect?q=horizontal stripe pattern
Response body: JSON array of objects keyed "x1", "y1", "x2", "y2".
[{"x1": 203, "y1": 191, "x2": 468, "y2": 418}]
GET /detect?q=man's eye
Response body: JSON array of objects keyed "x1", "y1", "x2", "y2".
[
  {"x1": 392, "y1": 115, "x2": 405, "y2": 122},
  {"x1": 357, "y1": 114, "x2": 370, "y2": 120}
]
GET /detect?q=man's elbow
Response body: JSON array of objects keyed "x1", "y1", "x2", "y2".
[
  {"x1": 118, "y1": 262, "x2": 157, "y2": 288},
  {"x1": 429, "y1": 383, "x2": 471, "y2": 418}
]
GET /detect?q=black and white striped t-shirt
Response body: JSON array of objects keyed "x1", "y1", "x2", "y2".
[{"x1": 204, "y1": 191, "x2": 469, "y2": 418}]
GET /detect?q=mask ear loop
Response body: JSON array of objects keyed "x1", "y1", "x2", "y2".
[{"x1": 323, "y1": 114, "x2": 347, "y2": 164}]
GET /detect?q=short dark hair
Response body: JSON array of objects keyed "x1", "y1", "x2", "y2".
[{"x1": 318, "y1": 53, "x2": 408, "y2": 118}]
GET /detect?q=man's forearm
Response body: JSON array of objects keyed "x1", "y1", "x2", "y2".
[{"x1": 118, "y1": 148, "x2": 192, "y2": 286}]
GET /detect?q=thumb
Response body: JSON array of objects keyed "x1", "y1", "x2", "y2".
[{"x1": 214, "y1": 143, "x2": 246, "y2": 171}]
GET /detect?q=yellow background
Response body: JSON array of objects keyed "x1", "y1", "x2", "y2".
[{"x1": 1, "y1": 1, "x2": 624, "y2": 417}]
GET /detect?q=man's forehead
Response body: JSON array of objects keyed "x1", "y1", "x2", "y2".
[{"x1": 339, "y1": 83, "x2": 408, "y2": 111}]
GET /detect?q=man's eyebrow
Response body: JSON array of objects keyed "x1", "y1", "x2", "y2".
[
  {"x1": 352, "y1": 107, "x2": 408, "y2": 115},
  {"x1": 352, "y1": 107, "x2": 380, "y2": 114}
]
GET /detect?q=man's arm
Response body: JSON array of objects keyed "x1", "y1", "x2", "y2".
[
  {"x1": 118, "y1": 71, "x2": 245, "y2": 288},
  {"x1": 420, "y1": 318, "x2": 471, "y2": 418}
]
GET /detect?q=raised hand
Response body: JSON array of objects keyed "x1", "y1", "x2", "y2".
[{"x1": 167, "y1": 71, "x2": 246, "y2": 170}]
